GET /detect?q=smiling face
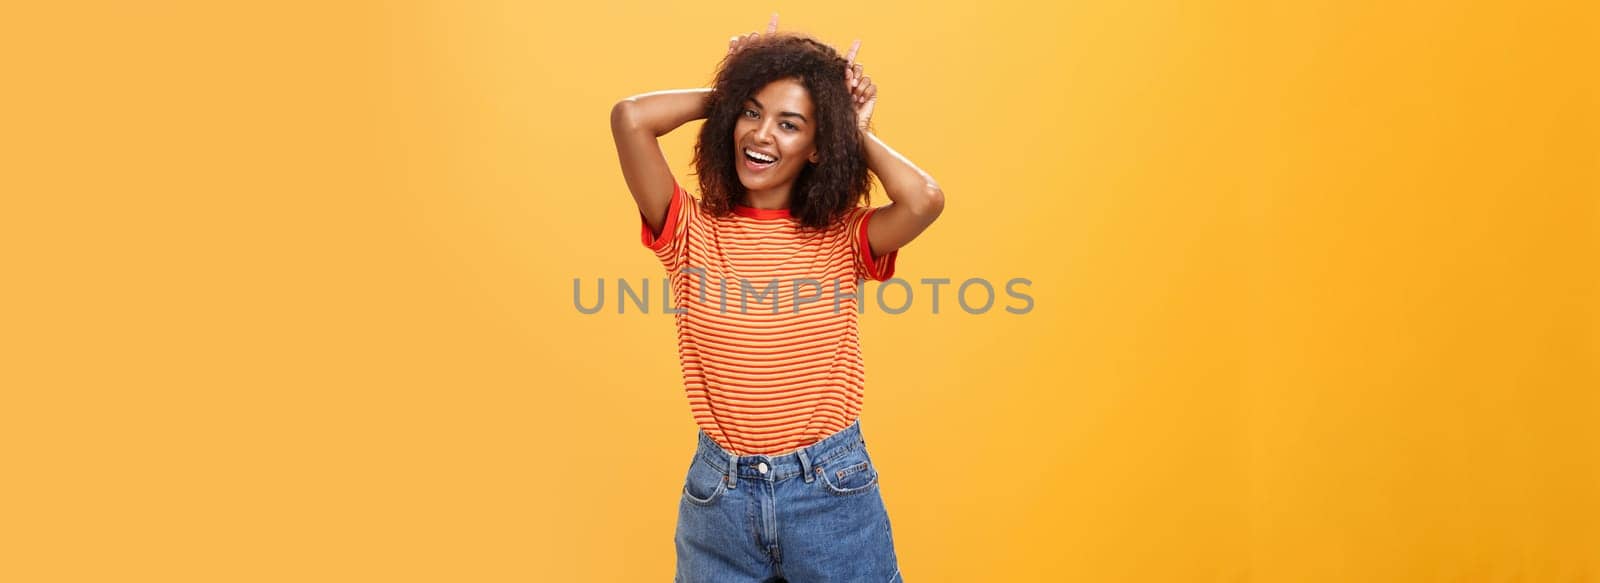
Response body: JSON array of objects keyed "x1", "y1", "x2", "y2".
[{"x1": 733, "y1": 77, "x2": 820, "y2": 201}]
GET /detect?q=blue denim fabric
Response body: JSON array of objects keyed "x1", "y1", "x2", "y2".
[{"x1": 674, "y1": 419, "x2": 904, "y2": 582}]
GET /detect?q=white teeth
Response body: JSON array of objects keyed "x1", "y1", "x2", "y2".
[{"x1": 745, "y1": 148, "x2": 776, "y2": 163}]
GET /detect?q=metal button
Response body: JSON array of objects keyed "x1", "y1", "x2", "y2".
[{"x1": 757, "y1": 461, "x2": 769, "y2": 474}]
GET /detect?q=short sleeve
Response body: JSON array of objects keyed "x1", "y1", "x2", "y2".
[
  {"x1": 640, "y1": 180, "x2": 694, "y2": 268},
  {"x1": 849, "y1": 206, "x2": 898, "y2": 281}
]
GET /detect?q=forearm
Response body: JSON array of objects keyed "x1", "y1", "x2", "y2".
[
  {"x1": 861, "y1": 129, "x2": 944, "y2": 214},
  {"x1": 611, "y1": 88, "x2": 714, "y2": 137}
]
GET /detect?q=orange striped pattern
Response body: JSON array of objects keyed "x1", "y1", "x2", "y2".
[{"x1": 641, "y1": 180, "x2": 897, "y2": 455}]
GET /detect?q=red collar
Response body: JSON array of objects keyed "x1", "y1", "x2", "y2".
[{"x1": 732, "y1": 204, "x2": 792, "y2": 219}]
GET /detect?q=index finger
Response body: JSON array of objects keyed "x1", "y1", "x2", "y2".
[
  {"x1": 765, "y1": 13, "x2": 779, "y2": 34},
  {"x1": 844, "y1": 39, "x2": 861, "y2": 66}
]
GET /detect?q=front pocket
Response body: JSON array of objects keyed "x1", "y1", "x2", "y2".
[
  {"x1": 682, "y1": 456, "x2": 728, "y2": 506},
  {"x1": 817, "y1": 451, "x2": 879, "y2": 496}
]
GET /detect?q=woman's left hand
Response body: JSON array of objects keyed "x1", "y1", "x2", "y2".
[{"x1": 843, "y1": 40, "x2": 876, "y2": 132}]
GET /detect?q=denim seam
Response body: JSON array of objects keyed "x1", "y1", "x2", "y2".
[
  {"x1": 835, "y1": 460, "x2": 870, "y2": 479},
  {"x1": 819, "y1": 469, "x2": 879, "y2": 496},
  {"x1": 682, "y1": 479, "x2": 726, "y2": 506},
  {"x1": 696, "y1": 438, "x2": 862, "y2": 476},
  {"x1": 817, "y1": 456, "x2": 879, "y2": 496}
]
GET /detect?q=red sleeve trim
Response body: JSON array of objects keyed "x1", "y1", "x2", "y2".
[
  {"x1": 857, "y1": 206, "x2": 898, "y2": 281},
  {"x1": 640, "y1": 181, "x2": 685, "y2": 251}
]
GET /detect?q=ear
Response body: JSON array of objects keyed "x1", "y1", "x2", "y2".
[{"x1": 809, "y1": 152, "x2": 820, "y2": 164}]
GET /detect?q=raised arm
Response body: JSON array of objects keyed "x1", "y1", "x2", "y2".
[
  {"x1": 843, "y1": 41, "x2": 945, "y2": 258},
  {"x1": 609, "y1": 89, "x2": 712, "y2": 237},
  {"x1": 860, "y1": 129, "x2": 945, "y2": 258},
  {"x1": 610, "y1": 15, "x2": 781, "y2": 238}
]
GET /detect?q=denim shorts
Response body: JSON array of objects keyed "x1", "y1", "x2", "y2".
[{"x1": 674, "y1": 418, "x2": 904, "y2": 582}]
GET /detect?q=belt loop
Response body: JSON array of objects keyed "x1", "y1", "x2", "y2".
[
  {"x1": 725, "y1": 453, "x2": 738, "y2": 489},
  {"x1": 798, "y1": 446, "x2": 814, "y2": 483}
]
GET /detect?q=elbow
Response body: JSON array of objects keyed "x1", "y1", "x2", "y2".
[
  {"x1": 926, "y1": 183, "x2": 946, "y2": 216},
  {"x1": 908, "y1": 182, "x2": 945, "y2": 218},
  {"x1": 610, "y1": 99, "x2": 640, "y2": 134}
]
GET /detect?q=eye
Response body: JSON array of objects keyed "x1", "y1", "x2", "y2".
[
  {"x1": 780, "y1": 121, "x2": 797, "y2": 131},
  {"x1": 742, "y1": 108, "x2": 758, "y2": 119}
]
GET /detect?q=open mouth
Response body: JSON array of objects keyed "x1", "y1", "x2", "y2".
[{"x1": 742, "y1": 147, "x2": 778, "y2": 170}]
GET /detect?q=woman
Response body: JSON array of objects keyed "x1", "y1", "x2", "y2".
[{"x1": 609, "y1": 14, "x2": 942, "y2": 582}]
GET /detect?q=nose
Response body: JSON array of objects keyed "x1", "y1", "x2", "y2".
[{"x1": 753, "y1": 119, "x2": 775, "y2": 144}]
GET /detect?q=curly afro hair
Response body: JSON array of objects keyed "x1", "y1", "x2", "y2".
[{"x1": 693, "y1": 32, "x2": 870, "y2": 230}]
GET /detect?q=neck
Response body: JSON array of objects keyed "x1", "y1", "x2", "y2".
[{"x1": 740, "y1": 185, "x2": 792, "y2": 210}]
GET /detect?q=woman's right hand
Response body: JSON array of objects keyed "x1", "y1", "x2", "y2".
[{"x1": 728, "y1": 13, "x2": 780, "y2": 55}]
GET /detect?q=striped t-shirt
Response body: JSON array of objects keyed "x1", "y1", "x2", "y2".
[{"x1": 641, "y1": 179, "x2": 897, "y2": 456}]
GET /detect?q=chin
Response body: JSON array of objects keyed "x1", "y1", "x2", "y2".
[{"x1": 735, "y1": 174, "x2": 766, "y2": 191}]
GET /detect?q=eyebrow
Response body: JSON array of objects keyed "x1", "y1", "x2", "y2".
[{"x1": 747, "y1": 97, "x2": 808, "y2": 123}]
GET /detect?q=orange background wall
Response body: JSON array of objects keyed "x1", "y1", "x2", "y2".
[{"x1": 3, "y1": 1, "x2": 1596, "y2": 581}]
